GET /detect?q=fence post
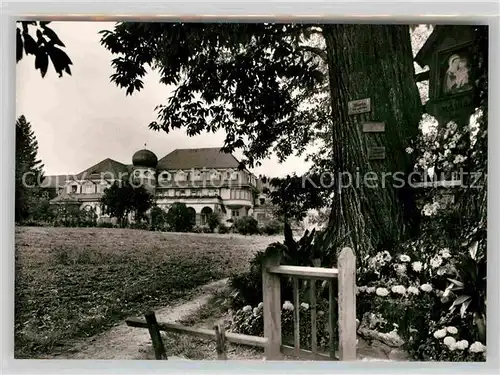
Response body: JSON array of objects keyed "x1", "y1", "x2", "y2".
[
  {"x1": 214, "y1": 324, "x2": 228, "y2": 360},
  {"x1": 337, "y1": 247, "x2": 356, "y2": 361},
  {"x1": 262, "y1": 251, "x2": 282, "y2": 360},
  {"x1": 310, "y1": 258, "x2": 321, "y2": 354},
  {"x1": 145, "y1": 311, "x2": 168, "y2": 360}
]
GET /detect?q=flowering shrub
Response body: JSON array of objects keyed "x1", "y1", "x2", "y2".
[
  {"x1": 230, "y1": 298, "x2": 332, "y2": 351},
  {"x1": 356, "y1": 216, "x2": 486, "y2": 361}
]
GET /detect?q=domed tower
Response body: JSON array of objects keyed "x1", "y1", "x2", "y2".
[{"x1": 132, "y1": 147, "x2": 158, "y2": 194}]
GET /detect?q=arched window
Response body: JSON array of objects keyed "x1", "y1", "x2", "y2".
[{"x1": 201, "y1": 206, "x2": 213, "y2": 225}]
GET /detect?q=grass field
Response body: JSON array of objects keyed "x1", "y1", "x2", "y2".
[{"x1": 14, "y1": 226, "x2": 281, "y2": 358}]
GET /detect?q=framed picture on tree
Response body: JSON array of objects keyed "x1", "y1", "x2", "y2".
[{"x1": 437, "y1": 43, "x2": 474, "y2": 99}]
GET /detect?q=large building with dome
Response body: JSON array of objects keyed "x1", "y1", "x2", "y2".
[{"x1": 43, "y1": 147, "x2": 276, "y2": 226}]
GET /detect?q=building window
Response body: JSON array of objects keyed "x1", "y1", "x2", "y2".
[
  {"x1": 71, "y1": 185, "x2": 77, "y2": 193},
  {"x1": 175, "y1": 171, "x2": 187, "y2": 181},
  {"x1": 232, "y1": 210, "x2": 240, "y2": 217},
  {"x1": 158, "y1": 171, "x2": 171, "y2": 182},
  {"x1": 192, "y1": 170, "x2": 202, "y2": 181},
  {"x1": 175, "y1": 189, "x2": 186, "y2": 197},
  {"x1": 259, "y1": 198, "x2": 266, "y2": 205}
]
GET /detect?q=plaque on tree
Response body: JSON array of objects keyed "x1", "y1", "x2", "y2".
[{"x1": 415, "y1": 26, "x2": 478, "y2": 126}]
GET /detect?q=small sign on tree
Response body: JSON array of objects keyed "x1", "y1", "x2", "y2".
[
  {"x1": 362, "y1": 122, "x2": 385, "y2": 133},
  {"x1": 367, "y1": 147, "x2": 386, "y2": 160},
  {"x1": 347, "y1": 98, "x2": 371, "y2": 115}
]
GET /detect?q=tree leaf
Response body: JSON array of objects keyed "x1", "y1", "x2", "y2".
[
  {"x1": 451, "y1": 295, "x2": 471, "y2": 308},
  {"x1": 35, "y1": 48, "x2": 49, "y2": 78},
  {"x1": 47, "y1": 45, "x2": 73, "y2": 77},
  {"x1": 446, "y1": 278, "x2": 464, "y2": 288},
  {"x1": 460, "y1": 299, "x2": 471, "y2": 318},
  {"x1": 22, "y1": 32, "x2": 38, "y2": 55},
  {"x1": 16, "y1": 28, "x2": 23, "y2": 62},
  {"x1": 42, "y1": 26, "x2": 66, "y2": 47},
  {"x1": 469, "y1": 240, "x2": 478, "y2": 260}
]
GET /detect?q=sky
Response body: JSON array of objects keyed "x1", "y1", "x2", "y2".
[{"x1": 16, "y1": 21, "x2": 314, "y2": 178}]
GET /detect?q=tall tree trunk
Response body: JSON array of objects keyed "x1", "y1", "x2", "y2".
[{"x1": 322, "y1": 25, "x2": 423, "y2": 256}]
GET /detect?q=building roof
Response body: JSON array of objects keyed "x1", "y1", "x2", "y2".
[
  {"x1": 50, "y1": 192, "x2": 103, "y2": 204},
  {"x1": 76, "y1": 158, "x2": 130, "y2": 180},
  {"x1": 157, "y1": 148, "x2": 241, "y2": 170},
  {"x1": 39, "y1": 175, "x2": 71, "y2": 189},
  {"x1": 132, "y1": 149, "x2": 158, "y2": 168}
]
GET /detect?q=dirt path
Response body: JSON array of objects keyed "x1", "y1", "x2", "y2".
[
  {"x1": 41, "y1": 277, "x2": 406, "y2": 361},
  {"x1": 45, "y1": 279, "x2": 229, "y2": 360}
]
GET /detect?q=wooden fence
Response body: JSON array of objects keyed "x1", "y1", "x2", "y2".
[{"x1": 126, "y1": 247, "x2": 356, "y2": 361}]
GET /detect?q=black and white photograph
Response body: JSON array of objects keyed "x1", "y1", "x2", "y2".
[{"x1": 14, "y1": 21, "x2": 488, "y2": 362}]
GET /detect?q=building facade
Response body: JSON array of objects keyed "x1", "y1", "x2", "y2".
[{"x1": 44, "y1": 147, "x2": 276, "y2": 226}]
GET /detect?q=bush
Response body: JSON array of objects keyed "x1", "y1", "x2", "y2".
[
  {"x1": 229, "y1": 299, "x2": 331, "y2": 351},
  {"x1": 129, "y1": 222, "x2": 150, "y2": 230},
  {"x1": 150, "y1": 206, "x2": 167, "y2": 231},
  {"x1": 219, "y1": 224, "x2": 230, "y2": 234},
  {"x1": 206, "y1": 212, "x2": 222, "y2": 233},
  {"x1": 97, "y1": 222, "x2": 114, "y2": 228},
  {"x1": 165, "y1": 203, "x2": 195, "y2": 232},
  {"x1": 355, "y1": 218, "x2": 486, "y2": 362},
  {"x1": 261, "y1": 220, "x2": 283, "y2": 235},
  {"x1": 191, "y1": 225, "x2": 202, "y2": 233},
  {"x1": 233, "y1": 216, "x2": 260, "y2": 235}
]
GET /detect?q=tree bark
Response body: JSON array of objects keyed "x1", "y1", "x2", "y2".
[{"x1": 322, "y1": 25, "x2": 423, "y2": 256}]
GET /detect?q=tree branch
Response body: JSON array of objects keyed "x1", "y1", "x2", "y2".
[{"x1": 297, "y1": 45, "x2": 327, "y2": 63}]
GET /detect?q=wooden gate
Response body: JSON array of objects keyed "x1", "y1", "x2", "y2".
[{"x1": 126, "y1": 247, "x2": 356, "y2": 361}]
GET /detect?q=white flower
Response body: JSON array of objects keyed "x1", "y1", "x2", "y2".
[
  {"x1": 391, "y1": 285, "x2": 406, "y2": 295},
  {"x1": 300, "y1": 302, "x2": 309, "y2": 310},
  {"x1": 358, "y1": 286, "x2": 367, "y2": 293},
  {"x1": 430, "y1": 255, "x2": 443, "y2": 269},
  {"x1": 282, "y1": 301, "x2": 294, "y2": 311},
  {"x1": 366, "y1": 286, "x2": 376, "y2": 294},
  {"x1": 421, "y1": 283, "x2": 433, "y2": 292},
  {"x1": 399, "y1": 254, "x2": 411, "y2": 262},
  {"x1": 253, "y1": 307, "x2": 259, "y2": 316},
  {"x1": 443, "y1": 336, "x2": 456, "y2": 347},
  {"x1": 258, "y1": 302, "x2": 264, "y2": 309},
  {"x1": 412, "y1": 261, "x2": 423, "y2": 272},
  {"x1": 469, "y1": 341, "x2": 486, "y2": 353},
  {"x1": 433, "y1": 328, "x2": 447, "y2": 339},
  {"x1": 394, "y1": 263, "x2": 407, "y2": 275},
  {"x1": 437, "y1": 267, "x2": 446, "y2": 276},
  {"x1": 446, "y1": 326, "x2": 458, "y2": 335},
  {"x1": 407, "y1": 286, "x2": 419, "y2": 295},
  {"x1": 422, "y1": 202, "x2": 439, "y2": 216},
  {"x1": 455, "y1": 340, "x2": 469, "y2": 350},
  {"x1": 242, "y1": 305, "x2": 252, "y2": 313},
  {"x1": 376, "y1": 287, "x2": 389, "y2": 297},
  {"x1": 405, "y1": 147, "x2": 414, "y2": 154},
  {"x1": 454, "y1": 155, "x2": 467, "y2": 164},
  {"x1": 440, "y1": 248, "x2": 451, "y2": 259}
]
